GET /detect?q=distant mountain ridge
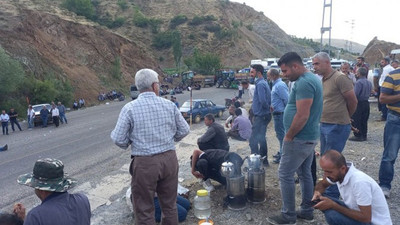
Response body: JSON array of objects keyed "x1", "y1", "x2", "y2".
[{"x1": 314, "y1": 38, "x2": 366, "y2": 54}]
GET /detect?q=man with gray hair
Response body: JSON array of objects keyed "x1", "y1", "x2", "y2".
[
  {"x1": 312, "y1": 52, "x2": 357, "y2": 199},
  {"x1": 267, "y1": 68, "x2": 289, "y2": 163},
  {"x1": 111, "y1": 69, "x2": 190, "y2": 225},
  {"x1": 340, "y1": 62, "x2": 356, "y2": 85}
]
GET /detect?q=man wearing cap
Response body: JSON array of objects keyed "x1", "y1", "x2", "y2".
[
  {"x1": 111, "y1": 69, "x2": 190, "y2": 225},
  {"x1": 15, "y1": 158, "x2": 91, "y2": 225}
]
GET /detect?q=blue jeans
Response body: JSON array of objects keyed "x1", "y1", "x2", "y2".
[
  {"x1": 59, "y1": 112, "x2": 67, "y2": 124},
  {"x1": 273, "y1": 113, "x2": 285, "y2": 153},
  {"x1": 28, "y1": 117, "x2": 34, "y2": 128},
  {"x1": 41, "y1": 116, "x2": 48, "y2": 127},
  {"x1": 154, "y1": 195, "x2": 190, "y2": 222},
  {"x1": 249, "y1": 114, "x2": 271, "y2": 157},
  {"x1": 323, "y1": 197, "x2": 371, "y2": 225},
  {"x1": 379, "y1": 112, "x2": 400, "y2": 190},
  {"x1": 278, "y1": 139, "x2": 317, "y2": 221},
  {"x1": 320, "y1": 123, "x2": 351, "y2": 199}
]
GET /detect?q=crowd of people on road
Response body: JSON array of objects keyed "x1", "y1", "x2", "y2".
[{"x1": 1, "y1": 51, "x2": 399, "y2": 225}]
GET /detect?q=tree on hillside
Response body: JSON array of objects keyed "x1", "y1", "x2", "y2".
[
  {"x1": 184, "y1": 49, "x2": 221, "y2": 74},
  {"x1": 0, "y1": 47, "x2": 24, "y2": 103},
  {"x1": 172, "y1": 31, "x2": 182, "y2": 69},
  {"x1": 63, "y1": 0, "x2": 94, "y2": 19}
]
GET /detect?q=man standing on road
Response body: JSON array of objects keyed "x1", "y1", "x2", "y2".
[
  {"x1": 40, "y1": 106, "x2": 49, "y2": 128},
  {"x1": 57, "y1": 102, "x2": 68, "y2": 124},
  {"x1": 8, "y1": 108, "x2": 22, "y2": 132},
  {"x1": 51, "y1": 105, "x2": 59, "y2": 127},
  {"x1": 313, "y1": 150, "x2": 392, "y2": 225},
  {"x1": 197, "y1": 114, "x2": 229, "y2": 151},
  {"x1": 267, "y1": 68, "x2": 289, "y2": 164},
  {"x1": 354, "y1": 56, "x2": 369, "y2": 74},
  {"x1": 312, "y1": 52, "x2": 357, "y2": 199},
  {"x1": 15, "y1": 158, "x2": 91, "y2": 225},
  {"x1": 241, "y1": 80, "x2": 255, "y2": 103},
  {"x1": 267, "y1": 52, "x2": 323, "y2": 225},
  {"x1": 349, "y1": 67, "x2": 372, "y2": 142},
  {"x1": 249, "y1": 64, "x2": 271, "y2": 166},
  {"x1": 377, "y1": 57, "x2": 395, "y2": 121},
  {"x1": 27, "y1": 105, "x2": 35, "y2": 129},
  {"x1": 1, "y1": 110, "x2": 10, "y2": 135},
  {"x1": 111, "y1": 68, "x2": 190, "y2": 225},
  {"x1": 378, "y1": 66, "x2": 400, "y2": 198}
]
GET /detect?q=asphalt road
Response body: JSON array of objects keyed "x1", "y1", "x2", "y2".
[{"x1": 0, "y1": 86, "x2": 241, "y2": 213}]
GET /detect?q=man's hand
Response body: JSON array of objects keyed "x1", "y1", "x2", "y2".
[
  {"x1": 13, "y1": 203, "x2": 26, "y2": 220},
  {"x1": 313, "y1": 196, "x2": 335, "y2": 210},
  {"x1": 192, "y1": 171, "x2": 204, "y2": 179}
]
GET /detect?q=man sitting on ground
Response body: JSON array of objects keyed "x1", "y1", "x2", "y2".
[
  {"x1": 313, "y1": 150, "x2": 392, "y2": 225},
  {"x1": 197, "y1": 114, "x2": 229, "y2": 151},
  {"x1": 227, "y1": 108, "x2": 252, "y2": 141},
  {"x1": 225, "y1": 105, "x2": 236, "y2": 128},
  {"x1": 14, "y1": 158, "x2": 91, "y2": 225}
]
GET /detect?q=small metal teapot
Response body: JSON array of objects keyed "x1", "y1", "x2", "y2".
[
  {"x1": 221, "y1": 161, "x2": 235, "y2": 177},
  {"x1": 244, "y1": 154, "x2": 265, "y2": 170}
]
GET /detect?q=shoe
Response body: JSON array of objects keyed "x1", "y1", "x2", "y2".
[
  {"x1": 202, "y1": 179, "x2": 215, "y2": 192},
  {"x1": 273, "y1": 156, "x2": 280, "y2": 164},
  {"x1": 267, "y1": 214, "x2": 296, "y2": 224},
  {"x1": 3, "y1": 144, "x2": 8, "y2": 151},
  {"x1": 381, "y1": 187, "x2": 390, "y2": 198},
  {"x1": 296, "y1": 211, "x2": 314, "y2": 223},
  {"x1": 348, "y1": 136, "x2": 365, "y2": 142},
  {"x1": 273, "y1": 152, "x2": 281, "y2": 159}
]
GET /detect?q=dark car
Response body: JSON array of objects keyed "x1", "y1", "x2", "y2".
[
  {"x1": 179, "y1": 99, "x2": 225, "y2": 123},
  {"x1": 32, "y1": 104, "x2": 53, "y2": 127}
]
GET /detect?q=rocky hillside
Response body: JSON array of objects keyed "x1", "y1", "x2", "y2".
[
  {"x1": 0, "y1": 0, "x2": 316, "y2": 102},
  {"x1": 362, "y1": 37, "x2": 400, "y2": 67}
]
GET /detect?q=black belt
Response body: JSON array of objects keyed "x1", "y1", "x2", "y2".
[{"x1": 273, "y1": 112, "x2": 284, "y2": 115}]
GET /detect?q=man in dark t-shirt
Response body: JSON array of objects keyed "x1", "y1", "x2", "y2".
[
  {"x1": 191, "y1": 149, "x2": 242, "y2": 185},
  {"x1": 197, "y1": 114, "x2": 229, "y2": 151},
  {"x1": 8, "y1": 108, "x2": 22, "y2": 132}
]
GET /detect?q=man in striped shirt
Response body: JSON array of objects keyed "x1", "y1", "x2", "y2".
[
  {"x1": 111, "y1": 69, "x2": 190, "y2": 225},
  {"x1": 378, "y1": 66, "x2": 400, "y2": 199}
]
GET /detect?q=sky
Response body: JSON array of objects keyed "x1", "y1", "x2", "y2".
[{"x1": 230, "y1": 0, "x2": 398, "y2": 46}]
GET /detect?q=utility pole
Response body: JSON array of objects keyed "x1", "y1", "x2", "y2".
[
  {"x1": 345, "y1": 19, "x2": 355, "y2": 52},
  {"x1": 320, "y1": 0, "x2": 332, "y2": 56}
]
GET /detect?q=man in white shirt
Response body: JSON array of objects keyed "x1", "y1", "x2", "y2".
[
  {"x1": 313, "y1": 150, "x2": 392, "y2": 225},
  {"x1": 377, "y1": 57, "x2": 394, "y2": 121},
  {"x1": 241, "y1": 80, "x2": 255, "y2": 103}
]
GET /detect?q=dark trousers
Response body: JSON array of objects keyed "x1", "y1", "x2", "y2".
[
  {"x1": 53, "y1": 116, "x2": 59, "y2": 127},
  {"x1": 1, "y1": 122, "x2": 8, "y2": 134},
  {"x1": 10, "y1": 119, "x2": 22, "y2": 131},
  {"x1": 377, "y1": 88, "x2": 388, "y2": 119},
  {"x1": 351, "y1": 100, "x2": 370, "y2": 138},
  {"x1": 130, "y1": 150, "x2": 179, "y2": 225},
  {"x1": 249, "y1": 114, "x2": 271, "y2": 157},
  {"x1": 198, "y1": 142, "x2": 229, "y2": 151}
]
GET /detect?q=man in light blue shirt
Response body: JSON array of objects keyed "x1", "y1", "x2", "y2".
[
  {"x1": 249, "y1": 64, "x2": 272, "y2": 166},
  {"x1": 111, "y1": 69, "x2": 190, "y2": 225},
  {"x1": 267, "y1": 69, "x2": 289, "y2": 164}
]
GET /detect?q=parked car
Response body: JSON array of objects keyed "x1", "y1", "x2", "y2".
[
  {"x1": 32, "y1": 103, "x2": 53, "y2": 127},
  {"x1": 179, "y1": 99, "x2": 225, "y2": 123},
  {"x1": 130, "y1": 85, "x2": 139, "y2": 100}
]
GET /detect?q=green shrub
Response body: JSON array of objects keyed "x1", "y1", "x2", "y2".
[
  {"x1": 204, "y1": 24, "x2": 221, "y2": 33},
  {"x1": 170, "y1": 14, "x2": 188, "y2": 29},
  {"x1": 133, "y1": 10, "x2": 148, "y2": 27},
  {"x1": 231, "y1": 20, "x2": 240, "y2": 29},
  {"x1": 111, "y1": 57, "x2": 122, "y2": 80},
  {"x1": 184, "y1": 50, "x2": 221, "y2": 74},
  {"x1": 0, "y1": 47, "x2": 24, "y2": 104},
  {"x1": 62, "y1": 0, "x2": 94, "y2": 19},
  {"x1": 246, "y1": 24, "x2": 253, "y2": 31},
  {"x1": 189, "y1": 15, "x2": 216, "y2": 26},
  {"x1": 188, "y1": 34, "x2": 195, "y2": 39},
  {"x1": 152, "y1": 31, "x2": 174, "y2": 49},
  {"x1": 117, "y1": 0, "x2": 128, "y2": 10},
  {"x1": 148, "y1": 18, "x2": 162, "y2": 33}
]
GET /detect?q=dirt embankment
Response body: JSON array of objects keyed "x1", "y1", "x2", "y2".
[{"x1": 0, "y1": 2, "x2": 160, "y2": 103}]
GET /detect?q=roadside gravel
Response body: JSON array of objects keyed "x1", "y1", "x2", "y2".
[{"x1": 91, "y1": 103, "x2": 400, "y2": 225}]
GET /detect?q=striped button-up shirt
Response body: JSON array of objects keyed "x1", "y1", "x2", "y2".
[{"x1": 111, "y1": 92, "x2": 190, "y2": 156}]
